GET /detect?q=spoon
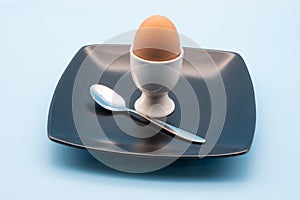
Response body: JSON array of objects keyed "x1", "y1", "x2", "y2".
[{"x1": 90, "y1": 84, "x2": 206, "y2": 144}]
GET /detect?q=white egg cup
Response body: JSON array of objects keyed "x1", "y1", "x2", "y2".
[{"x1": 130, "y1": 47, "x2": 183, "y2": 118}]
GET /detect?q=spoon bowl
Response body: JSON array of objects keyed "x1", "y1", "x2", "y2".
[{"x1": 90, "y1": 84, "x2": 127, "y2": 112}]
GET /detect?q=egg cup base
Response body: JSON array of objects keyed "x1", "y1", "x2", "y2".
[{"x1": 134, "y1": 92, "x2": 175, "y2": 118}]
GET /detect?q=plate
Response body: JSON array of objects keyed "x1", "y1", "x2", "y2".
[{"x1": 48, "y1": 44, "x2": 256, "y2": 158}]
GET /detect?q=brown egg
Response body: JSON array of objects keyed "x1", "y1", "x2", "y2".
[{"x1": 133, "y1": 15, "x2": 181, "y2": 61}]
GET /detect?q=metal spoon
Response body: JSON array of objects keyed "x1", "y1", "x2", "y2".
[{"x1": 90, "y1": 84, "x2": 206, "y2": 144}]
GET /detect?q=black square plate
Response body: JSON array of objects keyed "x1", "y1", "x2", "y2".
[{"x1": 48, "y1": 45, "x2": 256, "y2": 158}]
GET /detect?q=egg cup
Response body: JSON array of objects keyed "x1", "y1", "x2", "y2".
[{"x1": 130, "y1": 47, "x2": 184, "y2": 118}]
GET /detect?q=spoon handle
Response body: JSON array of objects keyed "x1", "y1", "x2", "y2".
[{"x1": 129, "y1": 109, "x2": 206, "y2": 144}]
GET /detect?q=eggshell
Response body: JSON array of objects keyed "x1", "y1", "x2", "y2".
[{"x1": 133, "y1": 15, "x2": 181, "y2": 61}]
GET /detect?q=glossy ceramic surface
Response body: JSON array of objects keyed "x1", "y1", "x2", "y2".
[{"x1": 48, "y1": 45, "x2": 256, "y2": 158}]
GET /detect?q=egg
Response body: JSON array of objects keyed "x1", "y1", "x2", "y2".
[{"x1": 133, "y1": 15, "x2": 181, "y2": 61}]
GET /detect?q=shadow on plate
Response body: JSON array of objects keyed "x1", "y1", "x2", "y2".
[{"x1": 50, "y1": 143, "x2": 253, "y2": 182}]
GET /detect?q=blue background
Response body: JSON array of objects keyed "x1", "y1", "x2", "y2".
[{"x1": 1, "y1": 0, "x2": 299, "y2": 199}]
